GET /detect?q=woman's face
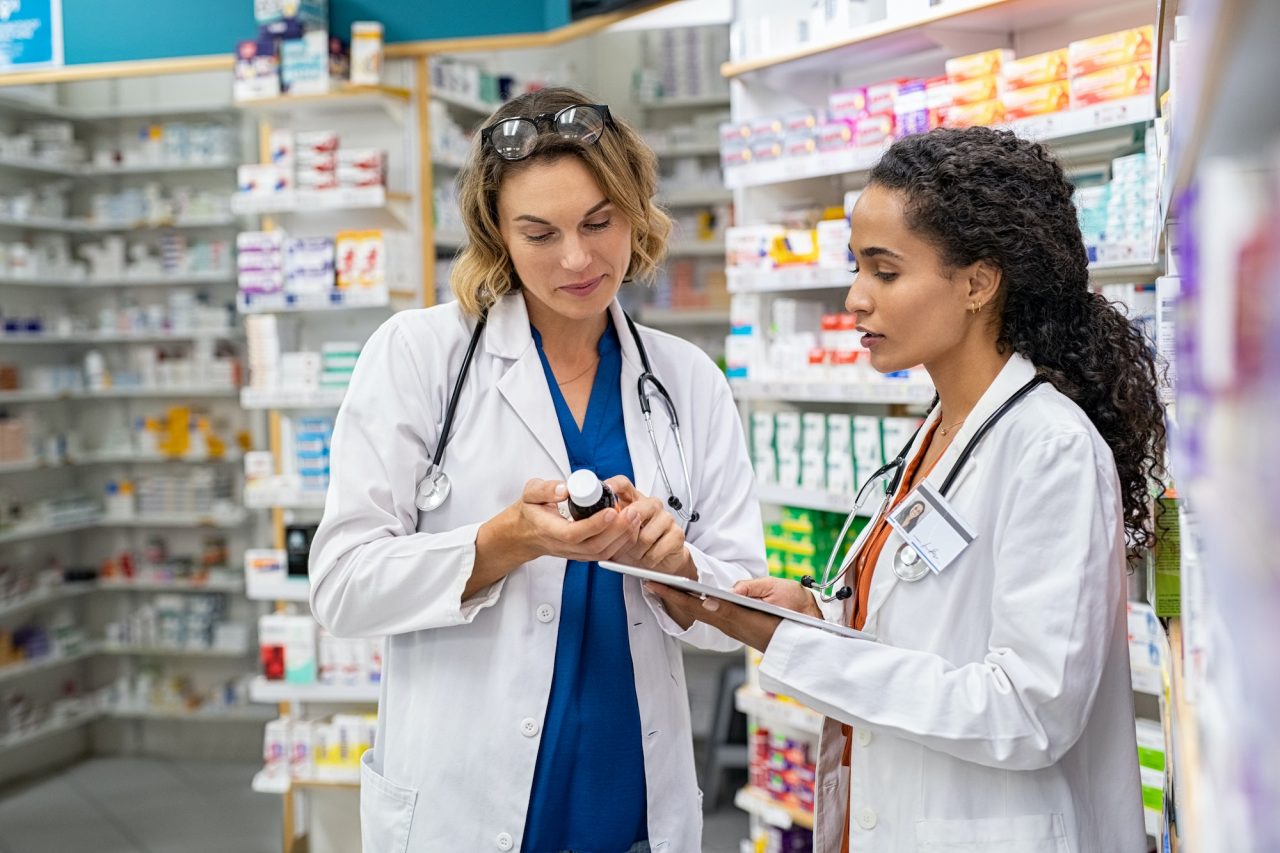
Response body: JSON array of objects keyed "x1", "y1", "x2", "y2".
[
  {"x1": 907, "y1": 503, "x2": 924, "y2": 521},
  {"x1": 497, "y1": 155, "x2": 632, "y2": 325},
  {"x1": 845, "y1": 184, "x2": 978, "y2": 374}
]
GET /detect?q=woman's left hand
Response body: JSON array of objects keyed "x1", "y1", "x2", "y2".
[
  {"x1": 604, "y1": 476, "x2": 696, "y2": 579},
  {"x1": 643, "y1": 582, "x2": 782, "y2": 652}
]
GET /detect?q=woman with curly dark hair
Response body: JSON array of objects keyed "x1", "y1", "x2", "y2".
[{"x1": 649, "y1": 126, "x2": 1162, "y2": 852}]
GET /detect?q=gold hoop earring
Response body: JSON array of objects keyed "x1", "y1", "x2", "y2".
[{"x1": 969, "y1": 301, "x2": 981, "y2": 315}]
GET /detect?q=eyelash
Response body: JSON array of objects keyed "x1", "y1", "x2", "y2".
[
  {"x1": 524, "y1": 219, "x2": 611, "y2": 245},
  {"x1": 849, "y1": 266, "x2": 898, "y2": 283}
]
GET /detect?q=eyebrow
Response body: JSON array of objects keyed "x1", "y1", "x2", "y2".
[
  {"x1": 857, "y1": 246, "x2": 905, "y2": 260},
  {"x1": 514, "y1": 199, "x2": 612, "y2": 226}
]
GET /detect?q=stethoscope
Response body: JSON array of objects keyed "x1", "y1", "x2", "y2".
[
  {"x1": 414, "y1": 311, "x2": 700, "y2": 529},
  {"x1": 801, "y1": 376, "x2": 1046, "y2": 602}
]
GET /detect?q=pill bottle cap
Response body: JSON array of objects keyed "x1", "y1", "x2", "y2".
[{"x1": 567, "y1": 469, "x2": 603, "y2": 506}]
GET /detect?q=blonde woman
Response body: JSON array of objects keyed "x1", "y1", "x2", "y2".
[{"x1": 309, "y1": 87, "x2": 765, "y2": 853}]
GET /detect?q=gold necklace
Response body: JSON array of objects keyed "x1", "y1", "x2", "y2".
[
  {"x1": 556, "y1": 357, "x2": 599, "y2": 386},
  {"x1": 937, "y1": 417, "x2": 966, "y2": 437}
]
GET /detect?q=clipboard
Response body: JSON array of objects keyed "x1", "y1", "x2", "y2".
[{"x1": 598, "y1": 561, "x2": 873, "y2": 641}]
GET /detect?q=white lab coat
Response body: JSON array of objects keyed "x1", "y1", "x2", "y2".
[
  {"x1": 759, "y1": 353, "x2": 1147, "y2": 853},
  {"x1": 309, "y1": 292, "x2": 766, "y2": 853}
]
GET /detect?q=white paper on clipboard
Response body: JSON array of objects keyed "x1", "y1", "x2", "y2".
[{"x1": 597, "y1": 561, "x2": 873, "y2": 641}]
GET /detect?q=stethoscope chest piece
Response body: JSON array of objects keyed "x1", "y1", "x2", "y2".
[
  {"x1": 415, "y1": 465, "x2": 452, "y2": 512},
  {"x1": 892, "y1": 542, "x2": 931, "y2": 582}
]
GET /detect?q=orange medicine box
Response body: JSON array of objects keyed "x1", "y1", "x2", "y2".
[
  {"x1": 999, "y1": 49, "x2": 1069, "y2": 90},
  {"x1": 945, "y1": 49, "x2": 1014, "y2": 83},
  {"x1": 1067, "y1": 25, "x2": 1154, "y2": 78},
  {"x1": 941, "y1": 98, "x2": 1005, "y2": 129},
  {"x1": 1069, "y1": 60, "x2": 1153, "y2": 109},
  {"x1": 1001, "y1": 81, "x2": 1071, "y2": 120},
  {"x1": 948, "y1": 75, "x2": 1000, "y2": 106}
]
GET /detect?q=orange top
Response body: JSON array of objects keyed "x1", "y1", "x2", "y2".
[{"x1": 840, "y1": 418, "x2": 942, "y2": 853}]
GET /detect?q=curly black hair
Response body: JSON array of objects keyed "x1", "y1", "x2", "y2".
[{"x1": 868, "y1": 126, "x2": 1166, "y2": 556}]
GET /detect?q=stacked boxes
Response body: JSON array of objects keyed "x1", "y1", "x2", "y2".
[
  {"x1": 321, "y1": 342, "x2": 360, "y2": 390},
  {"x1": 1068, "y1": 26, "x2": 1154, "y2": 109},
  {"x1": 764, "y1": 507, "x2": 862, "y2": 585},
  {"x1": 285, "y1": 236, "x2": 335, "y2": 295},
  {"x1": 1135, "y1": 718, "x2": 1166, "y2": 837},
  {"x1": 262, "y1": 712, "x2": 377, "y2": 785},
  {"x1": 335, "y1": 229, "x2": 386, "y2": 289},
  {"x1": 237, "y1": 231, "x2": 285, "y2": 297},
  {"x1": 749, "y1": 723, "x2": 816, "y2": 815},
  {"x1": 753, "y1": 411, "x2": 922, "y2": 495},
  {"x1": 999, "y1": 49, "x2": 1070, "y2": 120},
  {"x1": 241, "y1": 130, "x2": 386, "y2": 197},
  {"x1": 258, "y1": 612, "x2": 382, "y2": 688},
  {"x1": 942, "y1": 49, "x2": 1011, "y2": 129},
  {"x1": 1077, "y1": 145, "x2": 1159, "y2": 264},
  {"x1": 294, "y1": 416, "x2": 332, "y2": 493}
]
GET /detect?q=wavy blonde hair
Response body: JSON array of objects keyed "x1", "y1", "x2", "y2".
[{"x1": 450, "y1": 86, "x2": 672, "y2": 317}]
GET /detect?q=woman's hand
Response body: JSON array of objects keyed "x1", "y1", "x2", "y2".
[
  {"x1": 603, "y1": 476, "x2": 696, "y2": 579},
  {"x1": 469, "y1": 478, "x2": 640, "y2": 599},
  {"x1": 730, "y1": 577, "x2": 824, "y2": 619},
  {"x1": 643, "y1": 583, "x2": 783, "y2": 651}
]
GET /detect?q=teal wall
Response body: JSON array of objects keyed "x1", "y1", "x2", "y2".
[{"x1": 59, "y1": 0, "x2": 572, "y2": 67}]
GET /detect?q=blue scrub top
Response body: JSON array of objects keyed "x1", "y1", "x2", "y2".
[{"x1": 521, "y1": 321, "x2": 649, "y2": 853}]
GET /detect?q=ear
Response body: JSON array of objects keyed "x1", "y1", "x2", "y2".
[{"x1": 964, "y1": 260, "x2": 1002, "y2": 312}]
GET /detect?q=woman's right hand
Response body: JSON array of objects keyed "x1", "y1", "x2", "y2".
[
  {"x1": 510, "y1": 478, "x2": 641, "y2": 563},
  {"x1": 730, "y1": 577, "x2": 824, "y2": 619}
]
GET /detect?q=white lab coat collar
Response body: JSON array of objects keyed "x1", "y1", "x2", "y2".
[
  {"x1": 482, "y1": 292, "x2": 673, "y2": 496},
  {"x1": 862, "y1": 353, "x2": 1038, "y2": 633}
]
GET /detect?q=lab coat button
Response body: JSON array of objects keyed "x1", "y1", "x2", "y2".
[
  {"x1": 520, "y1": 717, "x2": 540, "y2": 737},
  {"x1": 496, "y1": 832, "x2": 514, "y2": 850},
  {"x1": 535, "y1": 604, "x2": 556, "y2": 623},
  {"x1": 856, "y1": 728, "x2": 872, "y2": 747},
  {"x1": 856, "y1": 807, "x2": 878, "y2": 830}
]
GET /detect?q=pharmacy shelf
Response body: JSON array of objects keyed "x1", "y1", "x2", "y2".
[
  {"x1": 661, "y1": 187, "x2": 734, "y2": 207},
  {"x1": 725, "y1": 98, "x2": 1156, "y2": 190},
  {"x1": 735, "y1": 688, "x2": 824, "y2": 736},
  {"x1": 0, "y1": 518, "x2": 101, "y2": 546},
  {"x1": 668, "y1": 241, "x2": 724, "y2": 258},
  {"x1": 79, "y1": 159, "x2": 237, "y2": 178},
  {"x1": 0, "y1": 328, "x2": 238, "y2": 345},
  {"x1": 229, "y1": 186, "x2": 411, "y2": 220},
  {"x1": 71, "y1": 104, "x2": 240, "y2": 123},
  {"x1": 638, "y1": 308, "x2": 730, "y2": 327},
  {"x1": 97, "y1": 511, "x2": 249, "y2": 530},
  {"x1": 249, "y1": 677, "x2": 380, "y2": 705},
  {"x1": 77, "y1": 386, "x2": 240, "y2": 400},
  {"x1": 244, "y1": 488, "x2": 328, "y2": 511},
  {"x1": 0, "y1": 457, "x2": 60, "y2": 474},
  {"x1": 236, "y1": 286, "x2": 390, "y2": 314},
  {"x1": 0, "y1": 709, "x2": 99, "y2": 755},
  {"x1": 722, "y1": 0, "x2": 1126, "y2": 81},
  {"x1": 245, "y1": 576, "x2": 311, "y2": 603},
  {"x1": 0, "y1": 649, "x2": 94, "y2": 687},
  {"x1": 638, "y1": 94, "x2": 730, "y2": 110},
  {"x1": 0, "y1": 583, "x2": 96, "y2": 622},
  {"x1": 97, "y1": 643, "x2": 251, "y2": 659},
  {"x1": 236, "y1": 85, "x2": 412, "y2": 123},
  {"x1": 734, "y1": 786, "x2": 813, "y2": 831},
  {"x1": 1089, "y1": 260, "x2": 1164, "y2": 283},
  {"x1": 755, "y1": 485, "x2": 867, "y2": 517},
  {"x1": 728, "y1": 267, "x2": 852, "y2": 294},
  {"x1": 72, "y1": 450, "x2": 242, "y2": 466},
  {"x1": 251, "y1": 771, "x2": 361, "y2": 795},
  {"x1": 95, "y1": 576, "x2": 244, "y2": 595},
  {"x1": 0, "y1": 272, "x2": 237, "y2": 289},
  {"x1": 435, "y1": 230, "x2": 468, "y2": 251},
  {"x1": 650, "y1": 141, "x2": 722, "y2": 158},
  {"x1": 431, "y1": 88, "x2": 500, "y2": 116},
  {"x1": 240, "y1": 387, "x2": 347, "y2": 410},
  {"x1": 0, "y1": 213, "x2": 88, "y2": 233},
  {"x1": 76, "y1": 214, "x2": 239, "y2": 232},
  {"x1": 0, "y1": 155, "x2": 82, "y2": 178},
  {"x1": 104, "y1": 706, "x2": 274, "y2": 723},
  {"x1": 731, "y1": 379, "x2": 935, "y2": 405}
]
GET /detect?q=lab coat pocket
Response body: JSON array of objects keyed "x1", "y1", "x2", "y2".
[
  {"x1": 360, "y1": 749, "x2": 418, "y2": 853},
  {"x1": 914, "y1": 813, "x2": 1069, "y2": 853}
]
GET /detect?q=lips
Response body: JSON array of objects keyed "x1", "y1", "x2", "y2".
[
  {"x1": 857, "y1": 326, "x2": 885, "y2": 349},
  {"x1": 560, "y1": 275, "x2": 604, "y2": 297}
]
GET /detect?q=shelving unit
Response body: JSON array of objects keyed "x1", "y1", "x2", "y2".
[{"x1": 0, "y1": 79, "x2": 260, "y2": 793}]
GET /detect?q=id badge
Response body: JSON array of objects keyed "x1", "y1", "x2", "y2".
[{"x1": 886, "y1": 481, "x2": 976, "y2": 575}]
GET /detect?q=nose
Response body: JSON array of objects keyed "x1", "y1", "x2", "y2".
[
  {"x1": 844, "y1": 270, "x2": 872, "y2": 315},
  {"x1": 560, "y1": 233, "x2": 590, "y2": 273}
]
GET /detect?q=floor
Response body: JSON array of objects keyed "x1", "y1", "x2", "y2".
[{"x1": 0, "y1": 758, "x2": 750, "y2": 853}]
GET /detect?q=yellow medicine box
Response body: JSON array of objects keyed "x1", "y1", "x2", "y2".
[
  {"x1": 945, "y1": 49, "x2": 1014, "y2": 83},
  {"x1": 1001, "y1": 81, "x2": 1071, "y2": 120},
  {"x1": 1069, "y1": 60, "x2": 1153, "y2": 109},
  {"x1": 948, "y1": 75, "x2": 1000, "y2": 107},
  {"x1": 941, "y1": 98, "x2": 1005, "y2": 129},
  {"x1": 1068, "y1": 25, "x2": 1154, "y2": 78},
  {"x1": 999, "y1": 49, "x2": 1069, "y2": 90}
]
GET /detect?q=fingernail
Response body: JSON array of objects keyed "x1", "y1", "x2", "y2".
[
  {"x1": 555, "y1": 485, "x2": 567, "y2": 498},
  {"x1": 702, "y1": 599, "x2": 720, "y2": 612}
]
